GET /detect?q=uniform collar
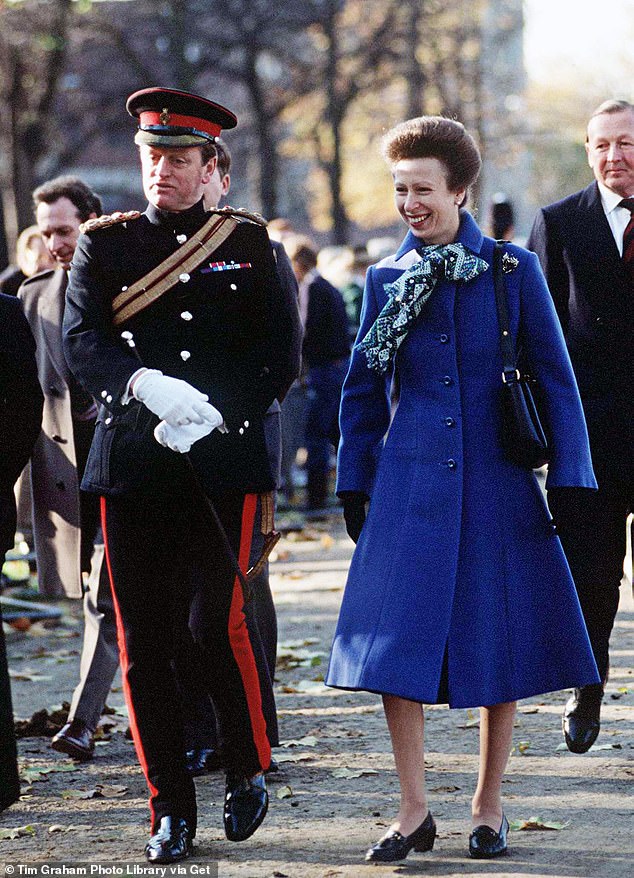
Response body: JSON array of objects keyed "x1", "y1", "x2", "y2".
[
  {"x1": 394, "y1": 210, "x2": 484, "y2": 260},
  {"x1": 145, "y1": 197, "x2": 207, "y2": 232}
]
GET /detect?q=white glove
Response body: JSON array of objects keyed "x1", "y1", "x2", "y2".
[
  {"x1": 132, "y1": 369, "x2": 218, "y2": 426},
  {"x1": 154, "y1": 415, "x2": 227, "y2": 453}
]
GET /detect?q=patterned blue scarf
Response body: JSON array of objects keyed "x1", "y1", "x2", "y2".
[{"x1": 358, "y1": 243, "x2": 489, "y2": 374}]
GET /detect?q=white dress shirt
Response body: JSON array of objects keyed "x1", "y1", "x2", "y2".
[{"x1": 597, "y1": 181, "x2": 634, "y2": 256}]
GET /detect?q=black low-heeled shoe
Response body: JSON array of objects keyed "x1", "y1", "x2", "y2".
[
  {"x1": 469, "y1": 814, "x2": 509, "y2": 859},
  {"x1": 365, "y1": 811, "x2": 436, "y2": 863}
]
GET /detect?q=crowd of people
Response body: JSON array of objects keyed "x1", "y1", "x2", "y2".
[{"x1": 0, "y1": 88, "x2": 632, "y2": 868}]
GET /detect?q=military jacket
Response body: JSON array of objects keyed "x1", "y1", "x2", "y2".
[{"x1": 63, "y1": 200, "x2": 300, "y2": 496}]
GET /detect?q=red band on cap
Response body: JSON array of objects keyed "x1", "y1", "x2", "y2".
[{"x1": 139, "y1": 110, "x2": 221, "y2": 139}]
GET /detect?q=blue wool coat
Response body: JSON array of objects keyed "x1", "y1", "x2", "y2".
[{"x1": 326, "y1": 212, "x2": 600, "y2": 708}]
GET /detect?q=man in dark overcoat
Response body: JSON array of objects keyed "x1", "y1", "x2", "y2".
[
  {"x1": 528, "y1": 99, "x2": 634, "y2": 753},
  {"x1": 284, "y1": 236, "x2": 350, "y2": 510},
  {"x1": 20, "y1": 177, "x2": 120, "y2": 761},
  {"x1": 0, "y1": 293, "x2": 43, "y2": 812},
  {"x1": 63, "y1": 88, "x2": 300, "y2": 863}
]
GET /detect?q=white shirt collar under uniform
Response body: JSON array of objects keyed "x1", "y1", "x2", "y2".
[{"x1": 597, "y1": 181, "x2": 634, "y2": 257}]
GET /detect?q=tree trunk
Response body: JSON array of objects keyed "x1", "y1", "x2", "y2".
[
  {"x1": 403, "y1": 0, "x2": 426, "y2": 119},
  {"x1": 324, "y1": 5, "x2": 349, "y2": 245}
]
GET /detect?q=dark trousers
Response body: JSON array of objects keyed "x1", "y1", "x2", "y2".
[
  {"x1": 101, "y1": 485, "x2": 271, "y2": 833},
  {"x1": 304, "y1": 361, "x2": 348, "y2": 478},
  {"x1": 176, "y1": 495, "x2": 279, "y2": 751},
  {"x1": 549, "y1": 484, "x2": 633, "y2": 683},
  {"x1": 0, "y1": 611, "x2": 20, "y2": 813}
]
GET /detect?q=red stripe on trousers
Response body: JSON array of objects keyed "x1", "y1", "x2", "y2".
[
  {"x1": 100, "y1": 496, "x2": 158, "y2": 829},
  {"x1": 228, "y1": 493, "x2": 271, "y2": 770}
]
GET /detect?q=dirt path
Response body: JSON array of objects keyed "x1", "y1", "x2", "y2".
[{"x1": 2, "y1": 512, "x2": 633, "y2": 877}]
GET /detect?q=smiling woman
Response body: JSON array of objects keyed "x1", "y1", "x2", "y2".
[{"x1": 326, "y1": 114, "x2": 601, "y2": 865}]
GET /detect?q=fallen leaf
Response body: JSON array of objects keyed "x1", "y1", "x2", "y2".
[
  {"x1": 520, "y1": 706, "x2": 539, "y2": 714},
  {"x1": 272, "y1": 752, "x2": 313, "y2": 764},
  {"x1": 331, "y1": 767, "x2": 378, "y2": 779},
  {"x1": 456, "y1": 708, "x2": 480, "y2": 728},
  {"x1": 9, "y1": 617, "x2": 32, "y2": 632},
  {"x1": 280, "y1": 735, "x2": 318, "y2": 748},
  {"x1": 0, "y1": 825, "x2": 36, "y2": 839},
  {"x1": 510, "y1": 816, "x2": 569, "y2": 831},
  {"x1": 22, "y1": 764, "x2": 79, "y2": 783},
  {"x1": 430, "y1": 785, "x2": 460, "y2": 793},
  {"x1": 276, "y1": 785, "x2": 293, "y2": 799},
  {"x1": 320, "y1": 534, "x2": 334, "y2": 549},
  {"x1": 589, "y1": 742, "x2": 622, "y2": 751},
  {"x1": 61, "y1": 789, "x2": 97, "y2": 800},
  {"x1": 95, "y1": 784, "x2": 128, "y2": 798},
  {"x1": 49, "y1": 824, "x2": 93, "y2": 834}
]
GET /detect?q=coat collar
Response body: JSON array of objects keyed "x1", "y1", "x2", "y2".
[
  {"x1": 144, "y1": 197, "x2": 207, "y2": 232},
  {"x1": 394, "y1": 210, "x2": 484, "y2": 261},
  {"x1": 578, "y1": 182, "x2": 621, "y2": 262}
]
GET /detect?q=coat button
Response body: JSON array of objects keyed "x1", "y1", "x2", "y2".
[
  {"x1": 105, "y1": 417, "x2": 112, "y2": 425},
  {"x1": 444, "y1": 417, "x2": 455, "y2": 427},
  {"x1": 595, "y1": 316, "x2": 604, "y2": 325},
  {"x1": 179, "y1": 272, "x2": 191, "y2": 283},
  {"x1": 176, "y1": 234, "x2": 187, "y2": 244},
  {"x1": 180, "y1": 311, "x2": 193, "y2": 321},
  {"x1": 180, "y1": 351, "x2": 191, "y2": 361},
  {"x1": 446, "y1": 459, "x2": 457, "y2": 470},
  {"x1": 442, "y1": 375, "x2": 454, "y2": 386},
  {"x1": 439, "y1": 333, "x2": 449, "y2": 343}
]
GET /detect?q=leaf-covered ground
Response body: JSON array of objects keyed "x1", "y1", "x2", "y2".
[{"x1": 2, "y1": 512, "x2": 633, "y2": 877}]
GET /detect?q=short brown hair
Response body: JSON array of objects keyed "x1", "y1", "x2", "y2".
[
  {"x1": 33, "y1": 176, "x2": 102, "y2": 222},
  {"x1": 284, "y1": 234, "x2": 318, "y2": 270},
  {"x1": 381, "y1": 116, "x2": 481, "y2": 193}
]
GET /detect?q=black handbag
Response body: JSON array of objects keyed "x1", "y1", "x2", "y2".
[{"x1": 492, "y1": 241, "x2": 549, "y2": 469}]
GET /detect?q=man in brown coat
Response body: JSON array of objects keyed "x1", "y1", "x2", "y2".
[{"x1": 18, "y1": 176, "x2": 119, "y2": 759}]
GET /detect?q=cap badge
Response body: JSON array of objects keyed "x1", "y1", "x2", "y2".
[{"x1": 159, "y1": 108, "x2": 171, "y2": 125}]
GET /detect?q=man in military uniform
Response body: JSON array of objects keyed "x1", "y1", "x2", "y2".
[{"x1": 63, "y1": 88, "x2": 300, "y2": 863}]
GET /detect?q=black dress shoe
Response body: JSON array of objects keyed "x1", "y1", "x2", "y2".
[
  {"x1": 185, "y1": 747, "x2": 225, "y2": 776},
  {"x1": 563, "y1": 685, "x2": 603, "y2": 753},
  {"x1": 469, "y1": 814, "x2": 509, "y2": 859},
  {"x1": 145, "y1": 816, "x2": 193, "y2": 864},
  {"x1": 51, "y1": 719, "x2": 95, "y2": 761},
  {"x1": 365, "y1": 811, "x2": 436, "y2": 862},
  {"x1": 223, "y1": 771, "x2": 268, "y2": 841}
]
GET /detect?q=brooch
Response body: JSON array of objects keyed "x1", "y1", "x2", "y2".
[{"x1": 502, "y1": 252, "x2": 519, "y2": 274}]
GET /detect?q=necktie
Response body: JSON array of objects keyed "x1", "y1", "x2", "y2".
[{"x1": 619, "y1": 197, "x2": 634, "y2": 283}]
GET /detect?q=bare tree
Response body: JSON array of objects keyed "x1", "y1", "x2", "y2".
[{"x1": 0, "y1": 0, "x2": 74, "y2": 256}]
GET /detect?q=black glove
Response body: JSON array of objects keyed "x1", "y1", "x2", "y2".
[{"x1": 339, "y1": 491, "x2": 369, "y2": 544}]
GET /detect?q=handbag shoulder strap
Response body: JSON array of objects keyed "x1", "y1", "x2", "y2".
[{"x1": 492, "y1": 240, "x2": 518, "y2": 382}]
